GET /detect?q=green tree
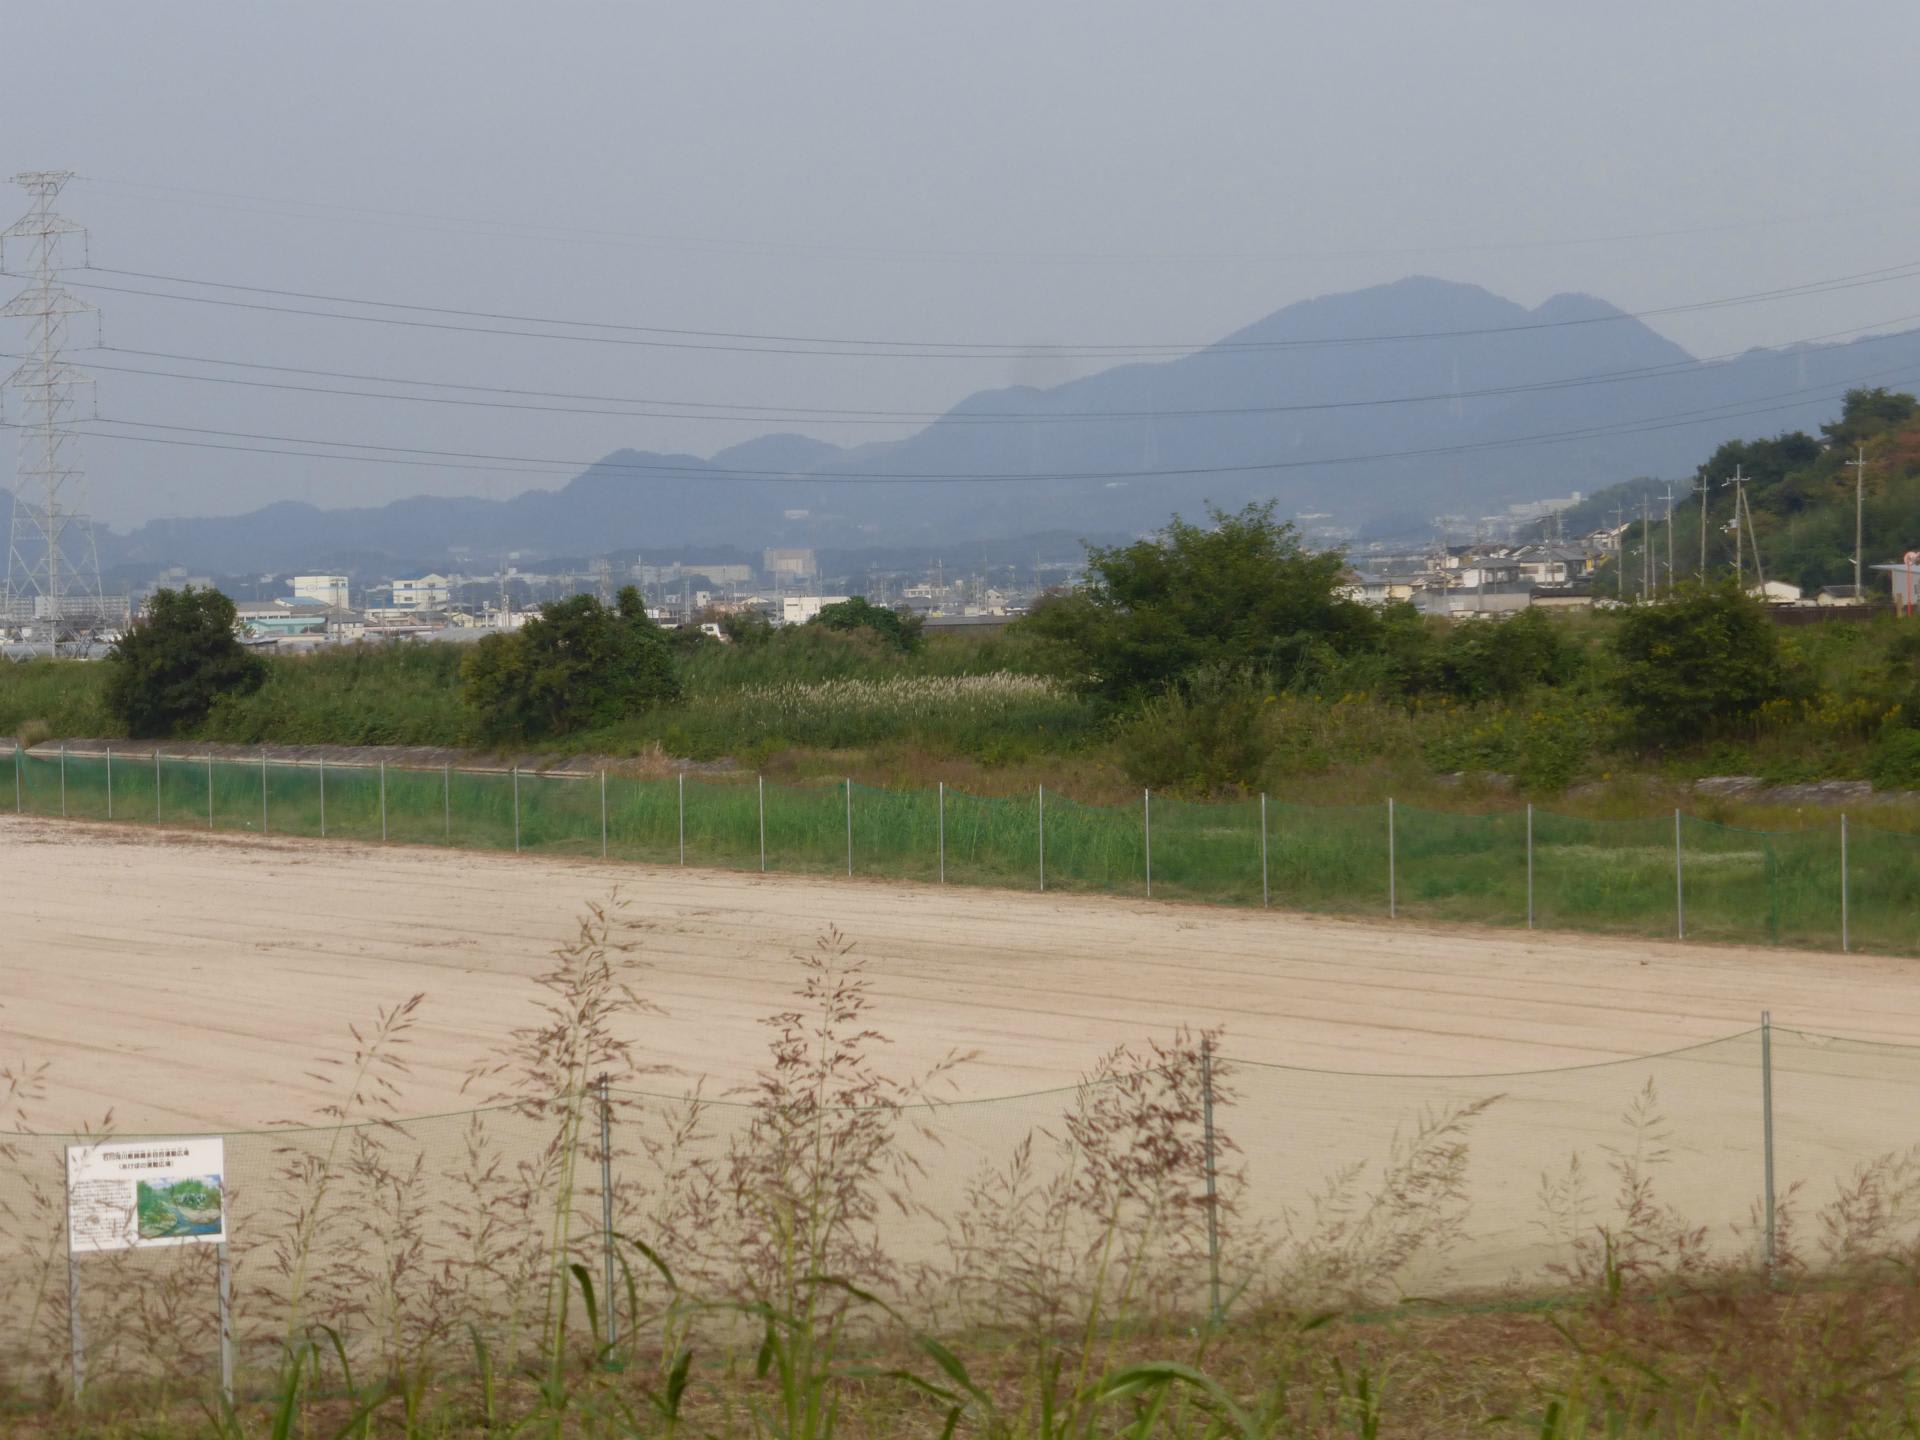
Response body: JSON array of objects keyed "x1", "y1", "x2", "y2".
[
  {"x1": 103, "y1": 586, "x2": 266, "y2": 738},
  {"x1": 461, "y1": 586, "x2": 680, "y2": 740},
  {"x1": 809, "y1": 595, "x2": 923, "y2": 652},
  {"x1": 1821, "y1": 387, "x2": 1920, "y2": 450},
  {"x1": 1022, "y1": 502, "x2": 1373, "y2": 704},
  {"x1": 1434, "y1": 609, "x2": 1582, "y2": 702},
  {"x1": 718, "y1": 608, "x2": 775, "y2": 646},
  {"x1": 1610, "y1": 583, "x2": 1790, "y2": 746}
]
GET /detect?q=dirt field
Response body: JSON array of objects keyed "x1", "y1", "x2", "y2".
[{"x1": 6, "y1": 812, "x2": 1920, "y2": 1134}]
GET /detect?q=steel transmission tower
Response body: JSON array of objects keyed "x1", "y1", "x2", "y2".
[{"x1": 3, "y1": 170, "x2": 107, "y2": 657}]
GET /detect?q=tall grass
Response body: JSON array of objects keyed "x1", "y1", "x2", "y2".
[{"x1": 15, "y1": 910, "x2": 1920, "y2": 1433}]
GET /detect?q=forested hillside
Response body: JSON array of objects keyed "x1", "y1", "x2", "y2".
[{"x1": 1586, "y1": 387, "x2": 1920, "y2": 595}]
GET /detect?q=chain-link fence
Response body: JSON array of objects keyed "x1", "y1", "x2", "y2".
[
  {"x1": 5, "y1": 1024, "x2": 1919, "y2": 1401},
  {"x1": 6, "y1": 742, "x2": 1913, "y2": 954}
]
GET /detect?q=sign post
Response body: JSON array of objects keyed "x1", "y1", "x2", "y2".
[{"x1": 66, "y1": 1137, "x2": 230, "y2": 1404}]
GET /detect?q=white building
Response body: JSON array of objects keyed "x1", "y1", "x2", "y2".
[
  {"x1": 291, "y1": 574, "x2": 351, "y2": 609},
  {"x1": 782, "y1": 594, "x2": 850, "y2": 625},
  {"x1": 391, "y1": 574, "x2": 451, "y2": 609},
  {"x1": 1336, "y1": 574, "x2": 1418, "y2": 606}
]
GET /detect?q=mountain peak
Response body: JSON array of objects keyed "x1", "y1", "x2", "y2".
[
  {"x1": 1530, "y1": 291, "x2": 1631, "y2": 323},
  {"x1": 1219, "y1": 275, "x2": 1523, "y2": 347}
]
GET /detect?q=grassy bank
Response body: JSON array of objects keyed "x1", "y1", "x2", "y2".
[
  {"x1": 12, "y1": 746, "x2": 1917, "y2": 952},
  {"x1": 5, "y1": 611, "x2": 1920, "y2": 821}
]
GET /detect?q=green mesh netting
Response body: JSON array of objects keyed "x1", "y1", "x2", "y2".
[{"x1": 3, "y1": 748, "x2": 1897, "y2": 954}]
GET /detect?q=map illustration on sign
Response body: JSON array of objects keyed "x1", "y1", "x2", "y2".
[
  {"x1": 67, "y1": 1139, "x2": 227, "y2": 1254},
  {"x1": 136, "y1": 1175, "x2": 225, "y2": 1242}
]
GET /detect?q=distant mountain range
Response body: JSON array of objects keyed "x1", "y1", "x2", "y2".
[{"x1": 42, "y1": 276, "x2": 1920, "y2": 574}]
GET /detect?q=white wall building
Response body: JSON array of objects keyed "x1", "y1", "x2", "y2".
[
  {"x1": 782, "y1": 594, "x2": 850, "y2": 625},
  {"x1": 291, "y1": 574, "x2": 350, "y2": 609},
  {"x1": 391, "y1": 574, "x2": 451, "y2": 609}
]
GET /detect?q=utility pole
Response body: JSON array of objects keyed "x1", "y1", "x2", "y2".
[
  {"x1": 2, "y1": 172, "x2": 107, "y2": 658},
  {"x1": 1609, "y1": 507, "x2": 1626, "y2": 599},
  {"x1": 1846, "y1": 445, "x2": 1869, "y2": 598},
  {"x1": 1663, "y1": 483, "x2": 1675, "y2": 598},
  {"x1": 1641, "y1": 498, "x2": 1650, "y2": 601},
  {"x1": 1735, "y1": 471, "x2": 1767, "y2": 590},
  {"x1": 1729, "y1": 466, "x2": 1747, "y2": 588},
  {"x1": 1698, "y1": 474, "x2": 1710, "y2": 580}
]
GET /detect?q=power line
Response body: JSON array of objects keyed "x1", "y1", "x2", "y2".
[
  {"x1": 68, "y1": 309, "x2": 1920, "y2": 428},
  {"x1": 65, "y1": 258, "x2": 1920, "y2": 360},
  {"x1": 72, "y1": 173, "x2": 1914, "y2": 267},
  {"x1": 69, "y1": 357, "x2": 1920, "y2": 487}
]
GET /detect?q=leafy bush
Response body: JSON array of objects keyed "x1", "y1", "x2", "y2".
[
  {"x1": 1425, "y1": 693, "x2": 1610, "y2": 792},
  {"x1": 1113, "y1": 670, "x2": 1272, "y2": 791},
  {"x1": 461, "y1": 588, "x2": 680, "y2": 741},
  {"x1": 1610, "y1": 584, "x2": 1791, "y2": 747},
  {"x1": 717, "y1": 609, "x2": 774, "y2": 646},
  {"x1": 809, "y1": 595, "x2": 924, "y2": 652},
  {"x1": 1433, "y1": 609, "x2": 1583, "y2": 702},
  {"x1": 102, "y1": 586, "x2": 266, "y2": 738},
  {"x1": 1868, "y1": 727, "x2": 1920, "y2": 790},
  {"x1": 1115, "y1": 680, "x2": 1439, "y2": 792},
  {"x1": 1022, "y1": 501, "x2": 1374, "y2": 704},
  {"x1": 204, "y1": 641, "x2": 470, "y2": 746}
]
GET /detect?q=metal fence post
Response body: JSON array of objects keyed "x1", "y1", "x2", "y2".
[
  {"x1": 1526, "y1": 802, "x2": 1534, "y2": 929},
  {"x1": 379, "y1": 760, "x2": 388, "y2": 843},
  {"x1": 598, "y1": 1074, "x2": 617, "y2": 1347},
  {"x1": 444, "y1": 762, "x2": 451, "y2": 840},
  {"x1": 318, "y1": 757, "x2": 326, "y2": 838},
  {"x1": 59, "y1": 744, "x2": 66, "y2": 819},
  {"x1": 601, "y1": 769, "x2": 609, "y2": 860},
  {"x1": 217, "y1": 1240, "x2": 234, "y2": 1406},
  {"x1": 677, "y1": 771, "x2": 685, "y2": 865},
  {"x1": 845, "y1": 777, "x2": 853, "y2": 876},
  {"x1": 1201, "y1": 1034, "x2": 1223, "y2": 1326},
  {"x1": 1260, "y1": 792, "x2": 1269, "y2": 908},
  {"x1": 1840, "y1": 814, "x2": 1850, "y2": 954},
  {"x1": 758, "y1": 775, "x2": 766, "y2": 872},
  {"x1": 1038, "y1": 784, "x2": 1046, "y2": 892},
  {"x1": 155, "y1": 749, "x2": 162, "y2": 825},
  {"x1": 1675, "y1": 808, "x2": 1685, "y2": 940},
  {"x1": 512, "y1": 765, "x2": 521, "y2": 853},
  {"x1": 105, "y1": 747, "x2": 112, "y2": 821},
  {"x1": 938, "y1": 780, "x2": 945, "y2": 884},
  {"x1": 261, "y1": 750, "x2": 269, "y2": 835},
  {"x1": 1386, "y1": 797, "x2": 1396, "y2": 919},
  {"x1": 1144, "y1": 787, "x2": 1152, "y2": 898},
  {"x1": 206, "y1": 754, "x2": 213, "y2": 830},
  {"x1": 1761, "y1": 1010, "x2": 1776, "y2": 1280},
  {"x1": 13, "y1": 741, "x2": 20, "y2": 814}
]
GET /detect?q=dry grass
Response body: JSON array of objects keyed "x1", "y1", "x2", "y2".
[{"x1": 9, "y1": 905, "x2": 1920, "y2": 1436}]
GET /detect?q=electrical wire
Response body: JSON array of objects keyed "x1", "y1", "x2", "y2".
[
  {"x1": 66, "y1": 258, "x2": 1920, "y2": 359},
  {"x1": 74, "y1": 310, "x2": 1920, "y2": 428},
  {"x1": 73, "y1": 173, "x2": 1912, "y2": 267},
  {"x1": 71, "y1": 357, "x2": 1920, "y2": 486}
]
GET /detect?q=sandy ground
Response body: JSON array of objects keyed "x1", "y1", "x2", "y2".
[{"x1": 5, "y1": 813, "x2": 1920, "y2": 1135}]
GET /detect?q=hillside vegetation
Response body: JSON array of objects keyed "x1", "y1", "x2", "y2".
[{"x1": 1580, "y1": 386, "x2": 1920, "y2": 597}]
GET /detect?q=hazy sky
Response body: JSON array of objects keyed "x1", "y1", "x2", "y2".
[{"x1": 4, "y1": 0, "x2": 1918, "y2": 526}]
